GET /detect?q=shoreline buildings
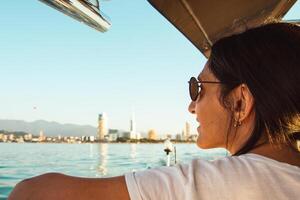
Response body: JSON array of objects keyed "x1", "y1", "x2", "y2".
[
  {"x1": 0, "y1": 113, "x2": 198, "y2": 143},
  {"x1": 97, "y1": 112, "x2": 141, "y2": 142},
  {"x1": 148, "y1": 129, "x2": 157, "y2": 140}
]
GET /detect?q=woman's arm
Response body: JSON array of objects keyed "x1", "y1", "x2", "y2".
[{"x1": 8, "y1": 173, "x2": 130, "y2": 200}]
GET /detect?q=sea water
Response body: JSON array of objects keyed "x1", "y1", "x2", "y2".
[{"x1": 0, "y1": 143, "x2": 227, "y2": 199}]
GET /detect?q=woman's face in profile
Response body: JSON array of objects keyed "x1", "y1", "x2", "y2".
[{"x1": 189, "y1": 63, "x2": 230, "y2": 149}]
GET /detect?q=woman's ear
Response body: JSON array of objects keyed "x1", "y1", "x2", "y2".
[{"x1": 232, "y1": 84, "x2": 254, "y2": 122}]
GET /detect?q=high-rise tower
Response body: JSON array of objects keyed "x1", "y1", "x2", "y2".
[
  {"x1": 98, "y1": 113, "x2": 108, "y2": 140},
  {"x1": 130, "y1": 112, "x2": 136, "y2": 133},
  {"x1": 129, "y1": 112, "x2": 140, "y2": 139},
  {"x1": 129, "y1": 112, "x2": 136, "y2": 139}
]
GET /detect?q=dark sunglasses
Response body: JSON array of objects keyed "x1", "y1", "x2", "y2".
[{"x1": 188, "y1": 77, "x2": 222, "y2": 101}]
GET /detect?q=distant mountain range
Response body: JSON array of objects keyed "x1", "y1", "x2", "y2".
[{"x1": 0, "y1": 119, "x2": 97, "y2": 136}]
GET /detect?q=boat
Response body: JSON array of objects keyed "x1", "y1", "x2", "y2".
[{"x1": 39, "y1": 0, "x2": 111, "y2": 32}]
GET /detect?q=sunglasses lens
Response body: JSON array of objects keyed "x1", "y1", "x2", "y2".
[{"x1": 189, "y1": 77, "x2": 199, "y2": 101}]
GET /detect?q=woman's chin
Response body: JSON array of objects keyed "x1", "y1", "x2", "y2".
[
  {"x1": 196, "y1": 133, "x2": 217, "y2": 149},
  {"x1": 196, "y1": 127, "x2": 209, "y2": 148},
  {"x1": 196, "y1": 141, "x2": 211, "y2": 149},
  {"x1": 196, "y1": 135, "x2": 210, "y2": 149}
]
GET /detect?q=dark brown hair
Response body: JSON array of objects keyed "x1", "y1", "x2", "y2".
[{"x1": 208, "y1": 23, "x2": 300, "y2": 155}]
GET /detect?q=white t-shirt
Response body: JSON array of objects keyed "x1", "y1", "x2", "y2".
[{"x1": 125, "y1": 153, "x2": 300, "y2": 200}]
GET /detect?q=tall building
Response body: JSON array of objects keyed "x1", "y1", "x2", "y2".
[
  {"x1": 130, "y1": 112, "x2": 140, "y2": 139},
  {"x1": 98, "y1": 113, "x2": 108, "y2": 140},
  {"x1": 183, "y1": 122, "x2": 191, "y2": 141},
  {"x1": 39, "y1": 130, "x2": 46, "y2": 142}
]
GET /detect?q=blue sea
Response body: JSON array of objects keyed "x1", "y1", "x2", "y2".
[{"x1": 0, "y1": 143, "x2": 227, "y2": 199}]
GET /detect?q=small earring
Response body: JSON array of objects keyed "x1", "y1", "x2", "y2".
[{"x1": 233, "y1": 119, "x2": 242, "y2": 127}]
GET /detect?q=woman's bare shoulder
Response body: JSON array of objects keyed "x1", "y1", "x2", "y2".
[{"x1": 8, "y1": 173, "x2": 130, "y2": 200}]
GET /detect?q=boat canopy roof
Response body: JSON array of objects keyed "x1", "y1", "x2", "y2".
[{"x1": 147, "y1": 0, "x2": 297, "y2": 58}]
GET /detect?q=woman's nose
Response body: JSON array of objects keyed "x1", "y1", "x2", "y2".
[{"x1": 188, "y1": 101, "x2": 196, "y2": 114}]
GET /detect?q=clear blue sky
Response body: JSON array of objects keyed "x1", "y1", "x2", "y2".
[{"x1": 0, "y1": 1, "x2": 299, "y2": 135}]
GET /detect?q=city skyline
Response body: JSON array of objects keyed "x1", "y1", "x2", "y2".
[
  {"x1": 0, "y1": 114, "x2": 198, "y2": 143},
  {"x1": 0, "y1": 114, "x2": 196, "y2": 137},
  {"x1": 0, "y1": 1, "x2": 299, "y2": 134}
]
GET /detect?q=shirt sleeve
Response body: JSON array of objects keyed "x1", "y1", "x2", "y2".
[
  {"x1": 124, "y1": 160, "x2": 216, "y2": 200},
  {"x1": 125, "y1": 172, "x2": 143, "y2": 200},
  {"x1": 125, "y1": 165, "x2": 187, "y2": 200}
]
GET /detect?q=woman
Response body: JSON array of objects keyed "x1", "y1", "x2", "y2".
[{"x1": 9, "y1": 23, "x2": 300, "y2": 200}]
